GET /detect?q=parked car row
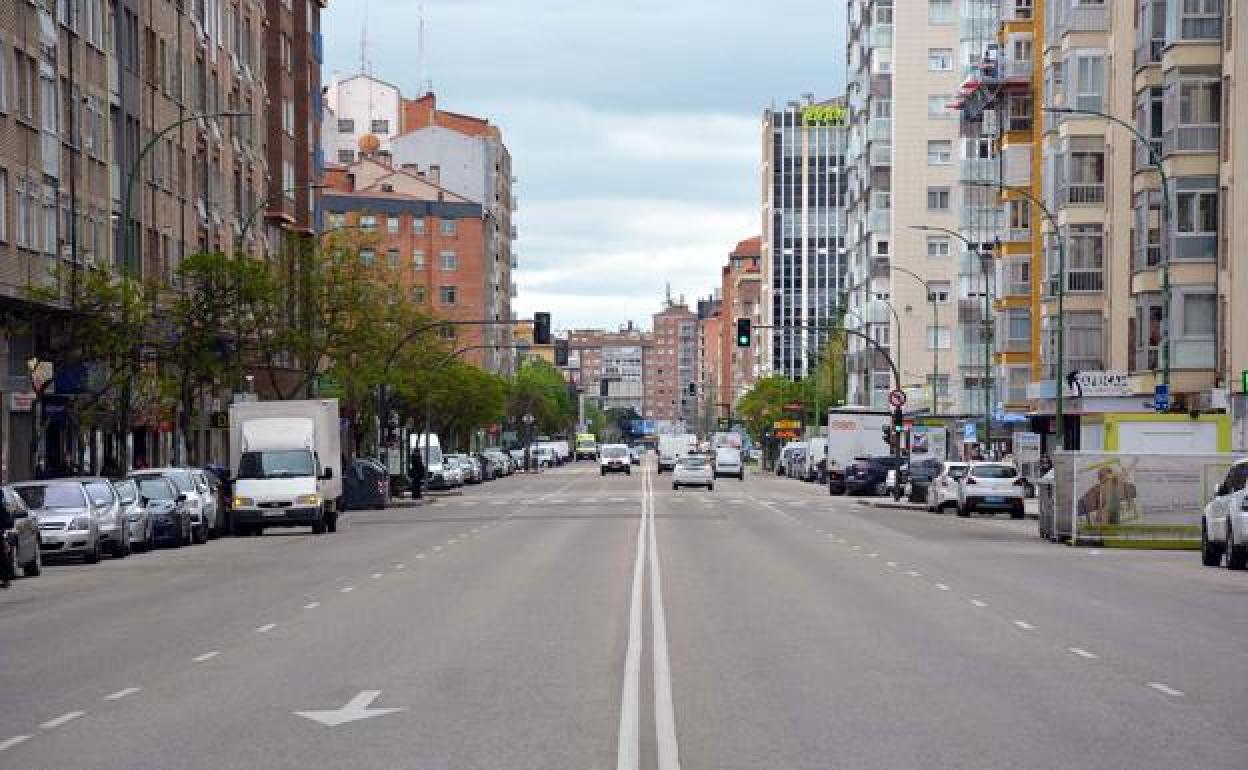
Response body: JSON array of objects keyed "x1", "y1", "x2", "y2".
[
  {"x1": 2, "y1": 467, "x2": 225, "y2": 581},
  {"x1": 923, "y1": 461, "x2": 1027, "y2": 518}
]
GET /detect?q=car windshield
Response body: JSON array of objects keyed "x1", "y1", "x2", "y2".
[
  {"x1": 238, "y1": 450, "x2": 317, "y2": 479},
  {"x1": 972, "y1": 465, "x2": 1018, "y2": 479},
  {"x1": 113, "y1": 480, "x2": 138, "y2": 504},
  {"x1": 681, "y1": 456, "x2": 708, "y2": 468},
  {"x1": 603, "y1": 447, "x2": 628, "y2": 459},
  {"x1": 14, "y1": 483, "x2": 87, "y2": 509},
  {"x1": 136, "y1": 479, "x2": 176, "y2": 501},
  {"x1": 947, "y1": 465, "x2": 969, "y2": 479}
]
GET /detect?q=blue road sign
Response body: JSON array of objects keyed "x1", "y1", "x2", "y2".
[{"x1": 1154, "y1": 384, "x2": 1170, "y2": 412}]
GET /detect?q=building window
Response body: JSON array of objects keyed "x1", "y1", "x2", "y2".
[
  {"x1": 927, "y1": 95, "x2": 951, "y2": 117},
  {"x1": 412, "y1": 217, "x2": 426, "y2": 235},
  {"x1": 386, "y1": 248, "x2": 400, "y2": 269},
  {"x1": 371, "y1": 119, "x2": 389, "y2": 134},
  {"x1": 359, "y1": 215, "x2": 376, "y2": 232},
  {"x1": 928, "y1": 0, "x2": 954, "y2": 23},
  {"x1": 926, "y1": 236, "x2": 950, "y2": 258},
  {"x1": 386, "y1": 216, "x2": 399, "y2": 234},
  {"x1": 0, "y1": 170, "x2": 6, "y2": 242},
  {"x1": 0, "y1": 43, "x2": 9, "y2": 113},
  {"x1": 439, "y1": 250, "x2": 458, "y2": 271},
  {"x1": 338, "y1": 118, "x2": 354, "y2": 134},
  {"x1": 926, "y1": 280, "x2": 951, "y2": 303},
  {"x1": 928, "y1": 48, "x2": 953, "y2": 71},
  {"x1": 1064, "y1": 223, "x2": 1105, "y2": 292},
  {"x1": 412, "y1": 286, "x2": 426, "y2": 304},
  {"x1": 359, "y1": 248, "x2": 376, "y2": 266},
  {"x1": 926, "y1": 325, "x2": 952, "y2": 350},
  {"x1": 926, "y1": 187, "x2": 951, "y2": 211},
  {"x1": 439, "y1": 218, "x2": 457, "y2": 236},
  {"x1": 326, "y1": 212, "x2": 345, "y2": 230},
  {"x1": 337, "y1": 149, "x2": 354, "y2": 165},
  {"x1": 412, "y1": 249, "x2": 426, "y2": 269},
  {"x1": 1180, "y1": 291, "x2": 1216, "y2": 338},
  {"x1": 927, "y1": 140, "x2": 952, "y2": 164},
  {"x1": 1073, "y1": 54, "x2": 1105, "y2": 112},
  {"x1": 439, "y1": 285, "x2": 457, "y2": 305},
  {"x1": 1177, "y1": 0, "x2": 1223, "y2": 40}
]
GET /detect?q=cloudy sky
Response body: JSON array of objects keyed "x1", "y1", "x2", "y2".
[{"x1": 323, "y1": 0, "x2": 845, "y2": 331}]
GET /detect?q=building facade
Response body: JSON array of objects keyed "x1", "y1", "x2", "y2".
[
  {"x1": 760, "y1": 96, "x2": 849, "y2": 380},
  {"x1": 696, "y1": 293, "x2": 723, "y2": 431},
  {"x1": 645, "y1": 298, "x2": 698, "y2": 425},
  {"x1": 720, "y1": 236, "x2": 763, "y2": 413}
]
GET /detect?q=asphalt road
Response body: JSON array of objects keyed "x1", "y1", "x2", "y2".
[{"x1": 2, "y1": 460, "x2": 1246, "y2": 769}]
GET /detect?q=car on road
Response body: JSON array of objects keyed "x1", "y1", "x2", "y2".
[
  {"x1": 672, "y1": 454, "x2": 714, "y2": 491},
  {"x1": 343, "y1": 457, "x2": 390, "y2": 510},
  {"x1": 957, "y1": 462, "x2": 1026, "y2": 518},
  {"x1": 111, "y1": 478, "x2": 155, "y2": 553},
  {"x1": 1201, "y1": 457, "x2": 1248, "y2": 569},
  {"x1": 133, "y1": 475, "x2": 193, "y2": 547},
  {"x1": 448, "y1": 454, "x2": 482, "y2": 484},
  {"x1": 3, "y1": 485, "x2": 42, "y2": 578},
  {"x1": 844, "y1": 456, "x2": 908, "y2": 496},
  {"x1": 133, "y1": 469, "x2": 213, "y2": 544},
  {"x1": 925, "y1": 461, "x2": 969, "y2": 512},
  {"x1": 903, "y1": 458, "x2": 944, "y2": 504},
  {"x1": 483, "y1": 449, "x2": 513, "y2": 477},
  {"x1": 191, "y1": 470, "x2": 221, "y2": 538},
  {"x1": 14, "y1": 480, "x2": 105, "y2": 564},
  {"x1": 628, "y1": 446, "x2": 642, "y2": 465},
  {"x1": 600, "y1": 444, "x2": 631, "y2": 475},
  {"x1": 75, "y1": 477, "x2": 132, "y2": 557},
  {"x1": 713, "y1": 447, "x2": 744, "y2": 480}
]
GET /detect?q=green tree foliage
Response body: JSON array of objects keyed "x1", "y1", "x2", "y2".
[
  {"x1": 508, "y1": 359, "x2": 575, "y2": 436},
  {"x1": 735, "y1": 376, "x2": 807, "y2": 444}
]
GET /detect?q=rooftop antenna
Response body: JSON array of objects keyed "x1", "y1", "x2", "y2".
[
  {"x1": 360, "y1": 0, "x2": 369, "y2": 75},
  {"x1": 418, "y1": 4, "x2": 428, "y2": 95}
]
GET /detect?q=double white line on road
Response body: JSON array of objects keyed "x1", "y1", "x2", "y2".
[{"x1": 617, "y1": 465, "x2": 681, "y2": 770}]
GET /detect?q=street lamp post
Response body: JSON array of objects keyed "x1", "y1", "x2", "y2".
[
  {"x1": 966, "y1": 181, "x2": 1068, "y2": 451},
  {"x1": 1043, "y1": 106, "x2": 1172, "y2": 390},
  {"x1": 118, "y1": 110, "x2": 251, "y2": 471},
  {"x1": 892, "y1": 258, "x2": 942, "y2": 415},
  {"x1": 913, "y1": 224, "x2": 995, "y2": 449}
]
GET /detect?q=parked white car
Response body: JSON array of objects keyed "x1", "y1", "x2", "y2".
[
  {"x1": 1201, "y1": 457, "x2": 1248, "y2": 569},
  {"x1": 672, "y1": 454, "x2": 714, "y2": 491},
  {"x1": 957, "y1": 462, "x2": 1026, "y2": 518},
  {"x1": 926, "y1": 462, "x2": 969, "y2": 512}
]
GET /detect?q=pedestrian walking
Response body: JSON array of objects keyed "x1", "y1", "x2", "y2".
[{"x1": 408, "y1": 448, "x2": 425, "y2": 499}]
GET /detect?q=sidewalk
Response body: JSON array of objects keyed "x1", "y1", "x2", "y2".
[{"x1": 856, "y1": 497, "x2": 1040, "y2": 520}]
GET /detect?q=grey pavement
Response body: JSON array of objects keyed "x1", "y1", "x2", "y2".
[{"x1": 1, "y1": 461, "x2": 1245, "y2": 769}]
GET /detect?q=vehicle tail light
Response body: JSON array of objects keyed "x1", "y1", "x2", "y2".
[
  {"x1": 1012, "y1": 478, "x2": 1026, "y2": 487},
  {"x1": 1241, "y1": 497, "x2": 1248, "y2": 512},
  {"x1": 965, "y1": 477, "x2": 977, "y2": 485}
]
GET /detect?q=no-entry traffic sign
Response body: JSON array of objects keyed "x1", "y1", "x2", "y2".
[{"x1": 888, "y1": 389, "x2": 907, "y2": 408}]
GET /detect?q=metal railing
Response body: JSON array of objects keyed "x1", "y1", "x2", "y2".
[
  {"x1": 960, "y1": 157, "x2": 997, "y2": 183},
  {"x1": 869, "y1": 24, "x2": 894, "y2": 48},
  {"x1": 1163, "y1": 124, "x2": 1220, "y2": 154},
  {"x1": 870, "y1": 142, "x2": 893, "y2": 167},
  {"x1": 1065, "y1": 268, "x2": 1104, "y2": 293},
  {"x1": 1063, "y1": 183, "x2": 1105, "y2": 205},
  {"x1": 868, "y1": 117, "x2": 892, "y2": 141}
]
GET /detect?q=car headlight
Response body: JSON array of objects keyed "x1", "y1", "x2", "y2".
[
  {"x1": 68, "y1": 516, "x2": 92, "y2": 531},
  {"x1": 295, "y1": 494, "x2": 321, "y2": 506},
  {"x1": 232, "y1": 496, "x2": 255, "y2": 508}
]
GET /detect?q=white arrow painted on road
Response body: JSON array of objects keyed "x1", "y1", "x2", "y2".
[{"x1": 294, "y1": 690, "x2": 406, "y2": 727}]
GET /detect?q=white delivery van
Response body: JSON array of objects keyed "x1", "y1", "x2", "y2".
[
  {"x1": 657, "y1": 435, "x2": 687, "y2": 474},
  {"x1": 229, "y1": 399, "x2": 343, "y2": 535},
  {"x1": 413, "y1": 434, "x2": 455, "y2": 489}
]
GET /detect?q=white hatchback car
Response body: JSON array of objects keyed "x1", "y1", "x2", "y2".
[
  {"x1": 957, "y1": 462, "x2": 1026, "y2": 518},
  {"x1": 926, "y1": 462, "x2": 969, "y2": 512},
  {"x1": 672, "y1": 454, "x2": 714, "y2": 491},
  {"x1": 1201, "y1": 457, "x2": 1248, "y2": 569}
]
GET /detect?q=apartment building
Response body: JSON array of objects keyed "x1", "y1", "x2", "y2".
[
  {"x1": 1227, "y1": 0, "x2": 1248, "y2": 434},
  {"x1": 716, "y1": 236, "x2": 763, "y2": 416},
  {"x1": 645, "y1": 298, "x2": 698, "y2": 425},
  {"x1": 322, "y1": 156, "x2": 489, "y2": 367},
  {"x1": 565, "y1": 324, "x2": 651, "y2": 416},
  {"x1": 324, "y1": 79, "x2": 516, "y2": 375},
  {"x1": 695, "y1": 293, "x2": 723, "y2": 429},
  {"x1": 760, "y1": 96, "x2": 848, "y2": 380},
  {"x1": 845, "y1": 0, "x2": 985, "y2": 414}
]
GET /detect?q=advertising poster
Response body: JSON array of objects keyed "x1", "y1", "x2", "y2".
[{"x1": 910, "y1": 426, "x2": 946, "y2": 462}]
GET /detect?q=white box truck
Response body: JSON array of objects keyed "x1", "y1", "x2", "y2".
[
  {"x1": 826, "y1": 408, "x2": 893, "y2": 493},
  {"x1": 657, "y1": 434, "x2": 697, "y2": 473},
  {"x1": 229, "y1": 399, "x2": 343, "y2": 535}
]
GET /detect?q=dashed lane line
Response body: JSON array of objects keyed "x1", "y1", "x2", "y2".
[
  {"x1": 1147, "y1": 682, "x2": 1185, "y2": 697},
  {"x1": 193, "y1": 651, "x2": 221, "y2": 663},
  {"x1": 340, "y1": 586, "x2": 355, "y2": 593},
  {"x1": 0, "y1": 736, "x2": 31, "y2": 752},
  {"x1": 304, "y1": 602, "x2": 321, "y2": 609},
  {"x1": 104, "y1": 687, "x2": 141, "y2": 701},
  {"x1": 255, "y1": 623, "x2": 278, "y2": 634},
  {"x1": 970, "y1": 600, "x2": 988, "y2": 608},
  {"x1": 1069, "y1": 647, "x2": 1099, "y2": 660},
  {"x1": 935, "y1": 583, "x2": 950, "y2": 591},
  {"x1": 39, "y1": 712, "x2": 85, "y2": 730},
  {"x1": 1014, "y1": 620, "x2": 1036, "y2": 631},
  {"x1": 371, "y1": 572, "x2": 385, "y2": 579}
]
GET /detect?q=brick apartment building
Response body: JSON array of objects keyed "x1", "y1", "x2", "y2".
[
  {"x1": 645, "y1": 298, "x2": 698, "y2": 425},
  {"x1": 721, "y1": 236, "x2": 763, "y2": 412}
]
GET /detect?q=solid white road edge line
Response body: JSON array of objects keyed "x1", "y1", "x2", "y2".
[
  {"x1": 39, "y1": 712, "x2": 85, "y2": 730},
  {"x1": 615, "y1": 462, "x2": 649, "y2": 770},
  {"x1": 104, "y1": 687, "x2": 141, "y2": 701},
  {"x1": 647, "y1": 466, "x2": 681, "y2": 770}
]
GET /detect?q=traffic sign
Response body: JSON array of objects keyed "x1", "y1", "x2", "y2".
[
  {"x1": 1153, "y1": 383, "x2": 1170, "y2": 412},
  {"x1": 773, "y1": 419, "x2": 801, "y2": 430},
  {"x1": 888, "y1": 389, "x2": 907, "y2": 408},
  {"x1": 783, "y1": 402, "x2": 804, "y2": 412}
]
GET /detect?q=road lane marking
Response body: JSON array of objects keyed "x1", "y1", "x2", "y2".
[
  {"x1": 646, "y1": 466, "x2": 681, "y2": 770},
  {"x1": 886, "y1": 561, "x2": 898, "y2": 568},
  {"x1": 104, "y1": 687, "x2": 141, "y2": 701},
  {"x1": 340, "y1": 586, "x2": 355, "y2": 593},
  {"x1": 1069, "y1": 647, "x2": 1098, "y2": 660},
  {"x1": 40, "y1": 712, "x2": 85, "y2": 730},
  {"x1": 867, "y1": 552, "x2": 879, "y2": 558},
  {"x1": 415, "y1": 553, "x2": 426, "y2": 558},
  {"x1": 304, "y1": 602, "x2": 321, "y2": 609},
  {"x1": 970, "y1": 599, "x2": 988, "y2": 608},
  {"x1": 905, "y1": 570, "x2": 922, "y2": 577},
  {"x1": 615, "y1": 463, "x2": 649, "y2": 770},
  {"x1": 447, "y1": 539, "x2": 458, "y2": 545},
  {"x1": 491, "y1": 500, "x2": 508, "y2": 506},
  {"x1": 1147, "y1": 682, "x2": 1184, "y2": 697},
  {"x1": 193, "y1": 651, "x2": 220, "y2": 663},
  {"x1": 851, "y1": 545, "x2": 862, "y2": 551},
  {"x1": 371, "y1": 572, "x2": 384, "y2": 579},
  {"x1": 1014, "y1": 620, "x2": 1035, "y2": 630},
  {"x1": 0, "y1": 736, "x2": 31, "y2": 752},
  {"x1": 432, "y1": 546, "x2": 442, "y2": 552},
  {"x1": 395, "y1": 563, "x2": 406, "y2": 570},
  {"x1": 255, "y1": 623, "x2": 278, "y2": 633},
  {"x1": 935, "y1": 583, "x2": 950, "y2": 591}
]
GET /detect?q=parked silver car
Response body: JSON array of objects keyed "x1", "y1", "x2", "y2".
[
  {"x1": 3, "y1": 485, "x2": 42, "y2": 577},
  {"x1": 134, "y1": 469, "x2": 214, "y2": 544},
  {"x1": 111, "y1": 478, "x2": 154, "y2": 552},
  {"x1": 14, "y1": 481, "x2": 105, "y2": 563}
]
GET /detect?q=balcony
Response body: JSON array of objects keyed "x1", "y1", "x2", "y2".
[
  {"x1": 959, "y1": 347, "x2": 991, "y2": 368},
  {"x1": 868, "y1": 117, "x2": 891, "y2": 141},
  {"x1": 1163, "y1": 124, "x2": 1220, "y2": 155},
  {"x1": 1005, "y1": 226, "x2": 1032, "y2": 244},
  {"x1": 869, "y1": 24, "x2": 894, "y2": 48},
  {"x1": 1049, "y1": 268, "x2": 1105, "y2": 294},
  {"x1": 868, "y1": 208, "x2": 891, "y2": 234},
  {"x1": 1004, "y1": 58, "x2": 1033, "y2": 81},
  {"x1": 999, "y1": 258, "x2": 1032, "y2": 297},
  {"x1": 1001, "y1": 1, "x2": 1035, "y2": 23},
  {"x1": 959, "y1": 207, "x2": 1005, "y2": 234},
  {"x1": 869, "y1": 142, "x2": 892, "y2": 167},
  {"x1": 1135, "y1": 38, "x2": 1164, "y2": 68},
  {"x1": 1062, "y1": 183, "x2": 1105, "y2": 205},
  {"x1": 1134, "y1": 138, "x2": 1164, "y2": 171},
  {"x1": 1056, "y1": 4, "x2": 1109, "y2": 34},
  {"x1": 1005, "y1": 113, "x2": 1034, "y2": 133},
  {"x1": 960, "y1": 157, "x2": 997, "y2": 183}
]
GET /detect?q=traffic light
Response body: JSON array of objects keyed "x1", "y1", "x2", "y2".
[
  {"x1": 881, "y1": 424, "x2": 892, "y2": 445},
  {"x1": 554, "y1": 338, "x2": 569, "y2": 366},
  {"x1": 533, "y1": 312, "x2": 551, "y2": 345},
  {"x1": 735, "y1": 318, "x2": 752, "y2": 347}
]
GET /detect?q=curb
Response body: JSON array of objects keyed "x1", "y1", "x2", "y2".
[{"x1": 855, "y1": 498, "x2": 1040, "y2": 520}]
